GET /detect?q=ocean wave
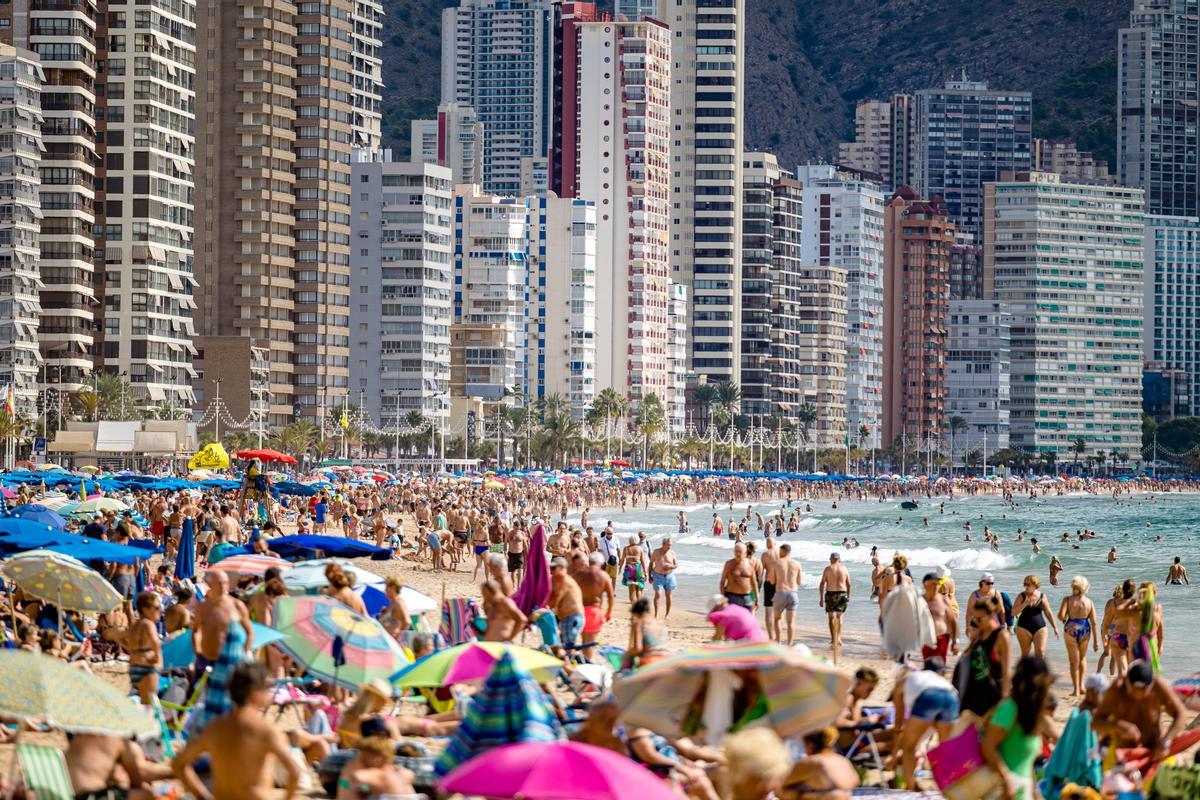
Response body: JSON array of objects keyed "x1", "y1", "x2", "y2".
[
  {"x1": 673, "y1": 534, "x2": 1020, "y2": 572},
  {"x1": 673, "y1": 562, "x2": 723, "y2": 577}
]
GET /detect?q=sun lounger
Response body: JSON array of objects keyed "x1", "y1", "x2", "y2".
[{"x1": 16, "y1": 742, "x2": 73, "y2": 800}]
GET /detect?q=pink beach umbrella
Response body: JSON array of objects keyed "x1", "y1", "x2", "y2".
[{"x1": 436, "y1": 740, "x2": 677, "y2": 800}]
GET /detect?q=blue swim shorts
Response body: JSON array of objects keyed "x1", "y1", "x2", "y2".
[{"x1": 651, "y1": 571, "x2": 677, "y2": 592}]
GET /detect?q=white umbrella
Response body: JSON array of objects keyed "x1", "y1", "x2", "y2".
[{"x1": 282, "y1": 558, "x2": 385, "y2": 592}]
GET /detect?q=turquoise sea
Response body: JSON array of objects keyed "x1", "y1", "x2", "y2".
[{"x1": 566, "y1": 491, "x2": 1200, "y2": 679}]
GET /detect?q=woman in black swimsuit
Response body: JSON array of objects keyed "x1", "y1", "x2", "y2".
[{"x1": 1011, "y1": 574, "x2": 1059, "y2": 659}]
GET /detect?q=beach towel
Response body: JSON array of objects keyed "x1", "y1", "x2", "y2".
[
  {"x1": 189, "y1": 618, "x2": 250, "y2": 733},
  {"x1": 440, "y1": 598, "x2": 482, "y2": 645},
  {"x1": 174, "y1": 516, "x2": 195, "y2": 581},
  {"x1": 511, "y1": 522, "x2": 550, "y2": 616},
  {"x1": 1040, "y1": 708, "x2": 1101, "y2": 799}
]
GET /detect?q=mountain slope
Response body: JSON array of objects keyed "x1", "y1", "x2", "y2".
[{"x1": 381, "y1": 0, "x2": 1127, "y2": 168}]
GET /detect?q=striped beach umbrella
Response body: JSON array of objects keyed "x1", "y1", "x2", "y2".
[
  {"x1": 1172, "y1": 672, "x2": 1200, "y2": 711},
  {"x1": 391, "y1": 642, "x2": 562, "y2": 688},
  {"x1": 434, "y1": 651, "x2": 563, "y2": 776},
  {"x1": 271, "y1": 595, "x2": 410, "y2": 691},
  {"x1": 208, "y1": 553, "x2": 293, "y2": 578},
  {"x1": 0, "y1": 550, "x2": 122, "y2": 614},
  {"x1": 613, "y1": 641, "x2": 850, "y2": 742}
]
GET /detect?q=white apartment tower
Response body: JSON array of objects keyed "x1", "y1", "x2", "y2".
[
  {"x1": 661, "y1": 0, "x2": 744, "y2": 387},
  {"x1": 351, "y1": 0, "x2": 384, "y2": 149},
  {"x1": 442, "y1": 0, "x2": 555, "y2": 196},
  {"x1": 982, "y1": 172, "x2": 1145, "y2": 458},
  {"x1": 349, "y1": 151, "x2": 453, "y2": 427},
  {"x1": 796, "y1": 164, "x2": 885, "y2": 449},
  {"x1": 560, "y1": 16, "x2": 673, "y2": 407},
  {"x1": 1143, "y1": 215, "x2": 1200, "y2": 417},
  {"x1": 0, "y1": 47, "x2": 43, "y2": 414},
  {"x1": 99, "y1": 0, "x2": 198, "y2": 408},
  {"x1": 410, "y1": 103, "x2": 484, "y2": 186},
  {"x1": 947, "y1": 300, "x2": 1011, "y2": 456}
]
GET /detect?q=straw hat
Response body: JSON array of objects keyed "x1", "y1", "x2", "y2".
[{"x1": 361, "y1": 678, "x2": 392, "y2": 700}]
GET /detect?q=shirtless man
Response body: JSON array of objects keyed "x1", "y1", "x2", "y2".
[
  {"x1": 1165, "y1": 556, "x2": 1189, "y2": 586},
  {"x1": 166, "y1": 503, "x2": 183, "y2": 559},
  {"x1": 165, "y1": 586, "x2": 193, "y2": 634},
  {"x1": 818, "y1": 552, "x2": 851, "y2": 654},
  {"x1": 919, "y1": 573, "x2": 959, "y2": 661},
  {"x1": 192, "y1": 570, "x2": 253, "y2": 668},
  {"x1": 149, "y1": 495, "x2": 167, "y2": 547},
  {"x1": 649, "y1": 537, "x2": 678, "y2": 619},
  {"x1": 67, "y1": 734, "x2": 172, "y2": 800},
  {"x1": 506, "y1": 522, "x2": 529, "y2": 584},
  {"x1": 575, "y1": 552, "x2": 615, "y2": 659},
  {"x1": 481, "y1": 579, "x2": 527, "y2": 642},
  {"x1": 769, "y1": 544, "x2": 802, "y2": 646},
  {"x1": 173, "y1": 662, "x2": 302, "y2": 800},
  {"x1": 548, "y1": 522, "x2": 571, "y2": 558},
  {"x1": 719, "y1": 542, "x2": 758, "y2": 611},
  {"x1": 123, "y1": 592, "x2": 163, "y2": 705},
  {"x1": 548, "y1": 557, "x2": 585, "y2": 650},
  {"x1": 448, "y1": 505, "x2": 470, "y2": 571},
  {"x1": 760, "y1": 538, "x2": 780, "y2": 639},
  {"x1": 1092, "y1": 660, "x2": 1186, "y2": 760},
  {"x1": 485, "y1": 552, "x2": 515, "y2": 595},
  {"x1": 218, "y1": 505, "x2": 240, "y2": 546}
]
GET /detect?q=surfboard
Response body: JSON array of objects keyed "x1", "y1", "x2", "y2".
[{"x1": 881, "y1": 583, "x2": 937, "y2": 658}]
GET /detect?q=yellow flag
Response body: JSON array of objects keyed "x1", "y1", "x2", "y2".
[
  {"x1": 188, "y1": 442, "x2": 230, "y2": 470},
  {"x1": 339, "y1": 410, "x2": 350, "y2": 430},
  {"x1": 78, "y1": 480, "x2": 87, "y2": 502}
]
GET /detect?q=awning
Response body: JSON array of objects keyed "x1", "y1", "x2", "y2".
[
  {"x1": 95, "y1": 422, "x2": 140, "y2": 453},
  {"x1": 134, "y1": 430, "x2": 175, "y2": 454},
  {"x1": 185, "y1": 276, "x2": 199, "y2": 288},
  {"x1": 166, "y1": 271, "x2": 184, "y2": 290},
  {"x1": 148, "y1": 245, "x2": 166, "y2": 261},
  {"x1": 48, "y1": 430, "x2": 95, "y2": 454},
  {"x1": 144, "y1": 386, "x2": 167, "y2": 403},
  {"x1": 166, "y1": 342, "x2": 182, "y2": 353}
]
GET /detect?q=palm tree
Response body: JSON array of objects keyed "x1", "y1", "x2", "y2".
[
  {"x1": 691, "y1": 383, "x2": 719, "y2": 432},
  {"x1": 73, "y1": 390, "x2": 99, "y2": 422},
  {"x1": 946, "y1": 416, "x2": 967, "y2": 467},
  {"x1": 270, "y1": 421, "x2": 319, "y2": 460},
  {"x1": 633, "y1": 393, "x2": 666, "y2": 469},
  {"x1": 92, "y1": 372, "x2": 138, "y2": 420},
  {"x1": 590, "y1": 387, "x2": 624, "y2": 461},
  {"x1": 537, "y1": 407, "x2": 581, "y2": 468},
  {"x1": 796, "y1": 402, "x2": 818, "y2": 472},
  {"x1": 714, "y1": 380, "x2": 741, "y2": 418},
  {"x1": 1071, "y1": 437, "x2": 1087, "y2": 472},
  {"x1": 0, "y1": 411, "x2": 30, "y2": 465},
  {"x1": 1110, "y1": 449, "x2": 1123, "y2": 473}
]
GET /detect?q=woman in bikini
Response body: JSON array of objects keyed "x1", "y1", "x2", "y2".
[
  {"x1": 1057, "y1": 575, "x2": 1099, "y2": 696},
  {"x1": 620, "y1": 536, "x2": 646, "y2": 604},
  {"x1": 1011, "y1": 574, "x2": 1059, "y2": 658}
]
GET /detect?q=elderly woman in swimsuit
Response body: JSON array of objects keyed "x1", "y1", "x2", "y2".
[
  {"x1": 1011, "y1": 574, "x2": 1059, "y2": 658},
  {"x1": 1057, "y1": 575, "x2": 1099, "y2": 696}
]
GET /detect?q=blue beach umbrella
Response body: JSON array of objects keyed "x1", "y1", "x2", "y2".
[{"x1": 6, "y1": 505, "x2": 67, "y2": 530}]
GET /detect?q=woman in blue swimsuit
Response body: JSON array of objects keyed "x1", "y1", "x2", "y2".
[{"x1": 1057, "y1": 575, "x2": 1099, "y2": 697}]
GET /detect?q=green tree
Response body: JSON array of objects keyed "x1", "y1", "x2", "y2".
[
  {"x1": 590, "y1": 387, "x2": 625, "y2": 461},
  {"x1": 1071, "y1": 437, "x2": 1087, "y2": 470},
  {"x1": 691, "y1": 383, "x2": 719, "y2": 432},
  {"x1": 633, "y1": 393, "x2": 667, "y2": 469},
  {"x1": 946, "y1": 416, "x2": 967, "y2": 465}
]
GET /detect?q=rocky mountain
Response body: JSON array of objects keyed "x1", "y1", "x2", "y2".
[{"x1": 380, "y1": 0, "x2": 1127, "y2": 169}]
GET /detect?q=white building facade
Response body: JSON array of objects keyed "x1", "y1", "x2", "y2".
[
  {"x1": 410, "y1": 103, "x2": 484, "y2": 187},
  {"x1": 947, "y1": 300, "x2": 1011, "y2": 457},
  {"x1": 1143, "y1": 214, "x2": 1200, "y2": 417}
]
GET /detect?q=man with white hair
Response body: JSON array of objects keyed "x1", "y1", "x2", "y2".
[
  {"x1": 649, "y1": 536, "x2": 678, "y2": 618},
  {"x1": 485, "y1": 552, "x2": 514, "y2": 595}
]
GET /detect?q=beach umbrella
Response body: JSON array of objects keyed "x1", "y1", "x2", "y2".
[
  {"x1": 0, "y1": 650, "x2": 157, "y2": 738},
  {"x1": 235, "y1": 448, "x2": 298, "y2": 465},
  {"x1": 208, "y1": 553, "x2": 293, "y2": 578},
  {"x1": 355, "y1": 582, "x2": 437, "y2": 616},
  {"x1": 174, "y1": 520, "x2": 195, "y2": 582},
  {"x1": 437, "y1": 740, "x2": 676, "y2": 800},
  {"x1": 1171, "y1": 671, "x2": 1200, "y2": 711},
  {"x1": 36, "y1": 495, "x2": 75, "y2": 512},
  {"x1": 613, "y1": 641, "x2": 850, "y2": 743},
  {"x1": 484, "y1": 480, "x2": 506, "y2": 490},
  {"x1": 0, "y1": 550, "x2": 122, "y2": 615},
  {"x1": 391, "y1": 642, "x2": 562, "y2": 688},
  {"x1": 69, "y1": 497, "x2": 130, "y2": 516},
  {"x1": 282, "y1": 558, "x2": 385, "y2": 593},
  {"x1": 35, "y1": 464, "x2": 65, "y2": 472},
  {"x1": 6, "y1": 504, "x2": 67, "y2": 530},
  {"x1": 435, "y1": 651, "x2": 563, "y2": 776},
  {"x1": 271, "y1": 595, "x2": 410, "y2": 691},
  {"x1": 161, "y1": 622, "x2": 289, "y2": 669}
]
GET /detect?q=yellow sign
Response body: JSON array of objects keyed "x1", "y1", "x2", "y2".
[{"x1": 188, "y1": 442, "x2": 230, "y2": 470}]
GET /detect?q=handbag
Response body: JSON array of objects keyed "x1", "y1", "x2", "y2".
[{"x1": 927, "y1": 720, "x2": 1004, "y2": 800}]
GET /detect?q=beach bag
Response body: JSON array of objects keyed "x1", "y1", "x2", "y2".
[{"x1": 927, "y1": 721, "x2": 1003, "y2": 800}]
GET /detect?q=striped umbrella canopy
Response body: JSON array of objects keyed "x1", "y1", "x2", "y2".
[
  {"x1": 0, "y1": 650, "x2": 157, "y2": 738},
  {"x1": 208, "y1": 553, "x2": 293, "y2": 578},
  {"x1": 391, "y1": 642, "x2": 563, "y2": 688},
  {"x1": 1172, "y1": 672, "x2": 1200, "y2": 711},
  {"x1": 434, "y1": 651, "x2": 563, "y2": 776},
  {"x1": 271, "y1": 595, "x2": 410, "y2": 691},
  {"x1": 0, "y1": 549, "x2": 122, "y2": 613},
  {"x1": 612, "y1": 641, "x2": 850, "y2": 741}
]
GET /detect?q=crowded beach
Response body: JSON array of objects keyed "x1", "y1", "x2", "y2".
[{"x1": 0, "y1": 454, "x2": 1195, "y2": 799}]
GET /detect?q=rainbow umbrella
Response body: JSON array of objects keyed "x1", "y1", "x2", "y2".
[
  {"x1": 612, "y1": 641, "x2": 850, "y2": 742},
  {"x1": 271, "y1": 596, "x2": 410, "y2": 691},
  {"x1": 208, "y1": 553, "x2": 293, "y2": 578},
  {"x1": 391, "y1": 642, "x2": 562, "y2": 688},
  {"x1": 1171, "y1": 672, "x2": 1200, "y2": 711},
  {"x1": 437, "y1": 741, "x2": 677, "y2": 800}
]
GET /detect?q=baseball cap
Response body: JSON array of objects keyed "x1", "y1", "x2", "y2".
[
  {"x1": 830, "y1": 552, "x2": 841, "y2": 560},
  {"x1": 922, "y1": 572, "x2": 939, "y2": 583},
  {"x1": 1127, "y1": 661, "x2": 1154, "y2": 688},
  {"x1": 980, "y1": 572, "x2": 995, "y2": 584}
]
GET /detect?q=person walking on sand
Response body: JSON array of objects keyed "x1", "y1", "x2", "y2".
[
  {"x1": 818, "y1": 552, "x2": 850, "y2": 655},
  {"x1": 1012, "y1": 574, "x2": 1059, "y2": 659},
  {"x1": 173, "y1": 662, "x2": 302, "y2": 800},
  {"x1": 649, "y1": 536, "x2": 678, "y2": 618},
  {"x1": 620, "y1": 535, "x2": 646, "y2": 604},
  {"x1": 575, "y1": 552, "x2": 615, "y2": 659},
  {"x1": 769, "y1": 544, "x2": 802, "y2": 646},
  {"x1": 760, "y1": 537, "x2": 779, "y2": 640},
  {"x1": 506, "y1": 522, "x2": 528, "y2": 584},
  {"x1": 1058, "y1": 575, "x2": 1099, "y2": 697},
  {"x1": 919, "y1": 573, "x2": 958, "y2": 662},
  {"x1": 719, "y1": 541, "x2": 758, "y2": 611}
]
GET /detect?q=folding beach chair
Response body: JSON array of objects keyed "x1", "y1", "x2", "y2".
[
  {"x1": 841, "y1": 706, "x2": 893, "y2": 776},
  {"x1": 16, "y1": 742, "x2": 73, "y2": 800}
]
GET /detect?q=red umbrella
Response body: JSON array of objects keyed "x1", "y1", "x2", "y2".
[
  {"x1": 235, "y1": 448, "x2": 298, "y2": 464},
  {"x1": 608, "y1": 459, "x2": 630, "y2": 468}
]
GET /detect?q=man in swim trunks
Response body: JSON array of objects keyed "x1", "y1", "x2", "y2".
[
  {"x1": 920, "y1": 572, "x2": 958, "y2": 661},
  {"x1": 719, "y1": 541, "x2": 758, "y2": 611},
  {"x1": 769, "y1": 544, "x2": 802, "y2": 646},
  {"x1": 1165, "y1": 556, "x2": 1189, "y2": 586},
  {"x1": 574, "y1": 552, "x2": 614, "y2": 661},
  {"x1": 505, "y1": 522, "x2": 528, "y2": 583},
  {"x1": 760, "y1": 537, "x2": 779, "y2": 640},
  {"x1": 649, "y1": 536, "x2": 678, "y2": 618},
  {"x1": 470, "y1": 515, "x2": 490, "y2": 581},
  {"x1": 819, "y1": 551, "x2": 851, "y2": 654},
  {"x1": 548, "y1": 557, "x2": 585, "y2": 650}
]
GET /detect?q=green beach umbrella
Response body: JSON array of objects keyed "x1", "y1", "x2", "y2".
[
  {"x1": 0, "y1": 650, "x2": 157, "y2": 738},
  {"x1": 391, "y1": 641, "x2": 562, "y2": 688}
]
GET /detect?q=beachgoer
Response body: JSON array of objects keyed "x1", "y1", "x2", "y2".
[
  {"x1": 760, "y1": 537, "x2": 779, "y2": 639},
  {"x1": 818, "y1": 552, "x2": 850, "y2": 654},
  {"x1": 893, "y1": 657, "x2": 959, "y2": 790},
  {"x1": 67, "y1": 734, "x2": 172, "y2": 800},
  {"x1": 967, "y1": 572, "x2": 1001, "y2": 640},
  {"x1": 706, "y1": 594, "x2": 767, "y2": 643},
  {"x1": 649, "y1": 536, "x2": 678, "y2": 618},
  {"x1": 378, "y1": 576, "x2": 411, "y2": 639},
  {"x1": 980, "y1": 655, "x2": 1055, "y2": 800},
  {"x1": 322, "y1": 563, "x2": 368, "y2": 615},
  {"x1": 506, "y1": 521, "x2": 528, "y2": 584},
  {"x1": 548, "y1": 556, "x2": 584, "y2": 650},
  {"x1": 481, "y1": 579, "x2": 527, "y2": 642},
  {"x1": 720, "y1": 541, "x2": 758, "y2": 611},
  {"x1": 626, "y1": 598, "x2": 668, "y2": 668},
  {"x1": 124, "y1": 591, "x2": 163, "y2": 705},
  {"x1": 1011, "y1": 574, "x2": 1059, "y2": 658},
  {"x1": 575, "y1": 552, "x2": 614, "y2": 656},
  {"x1": 723, "y1": 728, "x2": 792, "y2": 800},
  {"x1": 335, "y1": 730, "x2": 415, "y2": 800},
  {"x1": 1092, "y1": 660, "x2": 1187, "y2": 759},
  {"x1": 621, "y1": 535, "x2": 647, "y2": 604},
  {"x1": 1165, "y1": 556, "x2": 1189, "y2": 586},
  {"x1": 920, "y1": 573, "x2": 958, "y2": 662},
  {"x1": 783, "y1": 726, "x2": 859, "y2": 800},
  {"x1": 957, "y1": 594, "x2": 1011, "y2": 720}
]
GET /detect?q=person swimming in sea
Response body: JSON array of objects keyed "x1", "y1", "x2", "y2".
[{"x1": 1165, "y1": 557, "x2": 1188, "y2": 586}]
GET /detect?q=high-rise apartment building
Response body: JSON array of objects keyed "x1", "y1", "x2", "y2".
[
  {"x1": 983, "y1": 172, "x2": 1145, "y2": 457},
  {"x1": 667, "y1": 283, "x2": 687, "y2": 434},
  {"x1": 442, "y1": 0, "x2": 555, "y2": 196},
  {"x1": 740, "y1": 154, "x2": 781, "y2": 419},
  {"x1": 837, "y1": 100, "x2": 891, "y2": 184},
  {"x1": 196, "y1": 0, "x2": 366, "y2": 425},
  {"x1": 947, "y1": 300, "x2": 1011, "y2": 455},
  {"x1": 1034, "y1": 139, "x2": 1114, "y2": 185},
  {"x1": 1118, "y1": 0, "x2": 1199, "y2": 217},
  {"x1": 796, "y1": 164, "x2": 884, "y2": 448},
  {"x1": 524, "y1": 195, "x2": 597, "y2": 414},
  {"x1": 557, "y1": 14, "x2": 673, "y2": 407},
  {"x1": 662, "y1": 0, "x2": 744, "y2": 388},
  {"x1": 882, "y1": 188, "x2": 953, "y2": 447},
  {"x1": 410, "y1": 103, "x2": 484, "y2": 186},
  {"x1": 913, "y1": 78, "x2": 1032, "y2": 234},
  {"x1": 2, "y1": 1, "x2": 100, "y2": 396},
  {"x1": 0, "y1": 46, "x2": 44, "y2": 414},
  {"x1": 1143, "y1": 215, "x2": 1200, "y2": 417},
  {"x1": 97, "y1": 0, "x2": 197, "y2": 408},
  {"x1": 350, "y1": 0, "x2": 384, "y2": 149},
  {"x1": 349, "y1": 152, "x2": 452, "y2": 427}
]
